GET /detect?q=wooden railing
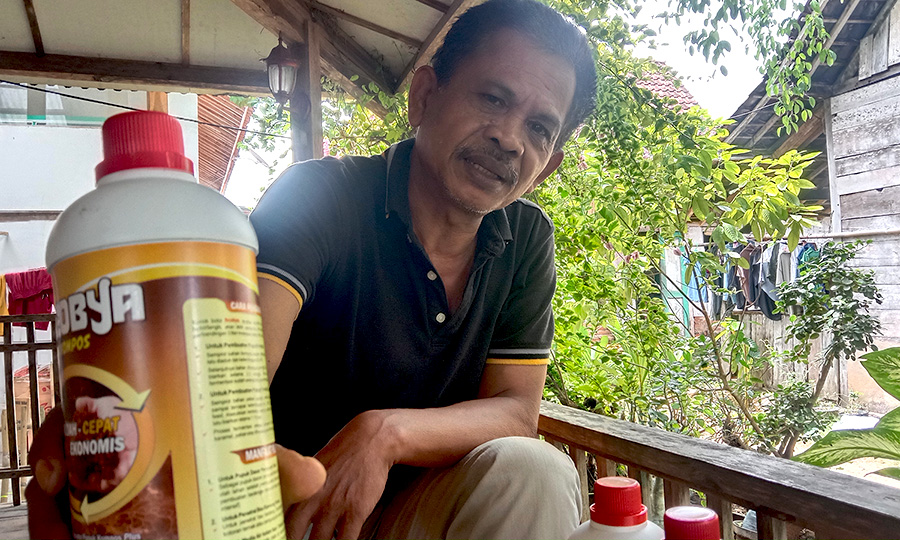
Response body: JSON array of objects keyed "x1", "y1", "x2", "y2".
[
  {"x1": 539, "y1": 400, "x2": 900, "y2": 540},
  {"x1": 0, "y1": 314, "x2": 58, "y2": 505}
]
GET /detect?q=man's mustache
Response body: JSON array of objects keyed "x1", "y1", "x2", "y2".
[{"x1": 456, "y1": 146, "x2": 518, "y2": 184}]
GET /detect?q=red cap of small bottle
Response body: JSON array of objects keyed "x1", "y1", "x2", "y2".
[
  {"x1": 590, "y1": 477, "x2": 648, "y2": 527},
  {"x1": 664, "y1": 506, "x2": 720, "y2": 540},
  {"x1": 95, "y1": 110, "x2": 194, "y2": 180}
]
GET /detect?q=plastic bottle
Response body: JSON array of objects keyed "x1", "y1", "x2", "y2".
[
  {"x1": 663, "y1": 506, "x2": 721, "y2": 540},
  {"x1": 46, "y1": 111, "x2": 285, "y2": 539},
  {"x1": 568, "y1": 477, "x2": 665, "y2": 540}
]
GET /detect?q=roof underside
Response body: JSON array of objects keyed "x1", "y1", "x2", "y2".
[
  {"x1": 0, "y1": 0, "x2": 480, "y2": 100},
  {"x1": 726, "y1": 0, "x2": 891, "y2": 209}
]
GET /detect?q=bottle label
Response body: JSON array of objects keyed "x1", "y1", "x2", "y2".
[{"x1": 52, "y1": 241, "x2": 285, "y2": 540}]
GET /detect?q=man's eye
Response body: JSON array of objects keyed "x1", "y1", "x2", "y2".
[
  {"x1": 482, "y1": 94, "x2": 503, "y2": 107},
  {"x1": 529, "y1": 122, "x2": 551, "y2": 139}
]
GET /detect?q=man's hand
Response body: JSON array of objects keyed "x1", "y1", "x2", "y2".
[
  {"x1": 285, "y1": 410, "x2": 396, "y2": 540},
  {"x1": 27, "y1": 406, "x2": 327, "y2": 539}
]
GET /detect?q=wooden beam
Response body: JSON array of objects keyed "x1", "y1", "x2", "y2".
[
  {"x1": 232, "y1": 0, "x2": 395, "y2": 104},
  {"x1": 824, "y1": 97, "x2": 841, "y2": 233},
  {"x1": 0, "y1": 210, "x2": 61, "y2": 222},
  {"x1": 147, "y1": 91, "x2": 168, "y2": 113},
  {"x1": 22, "y1": 0, "x2": 44, "y2": 56},
  {"x1": 397, "y1": 0, "x2": 483, "y2": 91},
  {"x1": 306, "y1": 1, "x2": 423, "y2": 49},
  {"x1": 726, "y1": 0, "x2": 835, "y2": 142},
  {"x1": 748, "y1": 112, "x2": 782, "y2": 147},
  {"x1": 770, "y1": 103, "x2": 825, "y2": 156},
  {"x1": 414, "y1": 0, "x2": 450, "y2": 12},
  {"x1": 182, "y1": 0, "x2": 191, "y2": 65},
  {"x1": 0, "y1": 51, "x2": 270, "y2": 94},
  {"x1": 291, "y1": 21, "x2": 323, "y2": 162},
  {"x1": 811, "y1": 0, "x2": 863, "y2": 73}
]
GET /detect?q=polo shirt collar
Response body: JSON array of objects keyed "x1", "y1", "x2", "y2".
[{"x1": 383, "y1": 139, "x2": 513, "y2": 256}]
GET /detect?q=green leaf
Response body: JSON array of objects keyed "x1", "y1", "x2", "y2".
[
  {"x1": 788, "y1": 225, "x2": 801, "y2": 251},
  {"x1": 722, "y1": 222, "x2": 742, "y2": 242},
  {"x1": 876, "y1": 407, "x2": 900, "y2": 431},
  {"x1": 871, "y1": 468, "x2": 900, "y2": 481},
  {"x1": 860, "y1": 347, "x2": 900, "y2": 400},
  {"x1": 794, "y1": 429, "x2": 900, "y2": 467},
  {"x1": 751, "y1": 219, "x2": 764, "y2": 241}
]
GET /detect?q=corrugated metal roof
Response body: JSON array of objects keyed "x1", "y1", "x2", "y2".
[{"x1": 197, "y1": 94, "x2": 251, "y2": 193}]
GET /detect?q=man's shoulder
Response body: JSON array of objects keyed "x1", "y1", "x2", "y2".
[
  {"x1": 506, "y1": 198, "x2": 554, "y2": 233},
  {"x1": 279, "y1": 153, "x2": 387, "y2": 188}
]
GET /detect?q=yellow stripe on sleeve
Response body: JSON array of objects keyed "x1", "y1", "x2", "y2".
[
  {"x1": 258, "y1": 273, "x2": 304, "y2": 309},
  {"x1": 485, "y1": 358, "x2": 550, "y2": 365}
]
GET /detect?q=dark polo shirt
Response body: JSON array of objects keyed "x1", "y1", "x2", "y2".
[{"x1": 250, "y1": 139, "x2": 555, "y2": 457}]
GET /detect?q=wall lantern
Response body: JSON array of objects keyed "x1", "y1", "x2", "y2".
[{"x1": 262, "y1": 34, "x2": 300, "y2": 116}]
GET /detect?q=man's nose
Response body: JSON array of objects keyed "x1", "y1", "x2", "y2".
[{"x1": 484, "y1": 115, "x2": 525, "y2": 156}]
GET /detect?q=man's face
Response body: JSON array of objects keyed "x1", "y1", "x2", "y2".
[{"x1": 408, "y1": 29, "x2": 576, "y2": 215}]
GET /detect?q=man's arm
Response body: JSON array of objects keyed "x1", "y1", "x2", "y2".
[
  {"x1": 288, "y1": 361, "x2": 547, "y2": 539},
  {"x1": 259, "y1": 277, "x2": 301, "y2": 382}
]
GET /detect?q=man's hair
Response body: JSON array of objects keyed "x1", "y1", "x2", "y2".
[{"x1": 431, "y1": 0, "x2": 598, "y2": 150}]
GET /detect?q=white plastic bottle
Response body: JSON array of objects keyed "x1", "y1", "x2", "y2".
[
  {"x1": 46, "y1": 111, "x2": 285, "y2": 539},
  {"x1": 663, "y1": 506, "x2": 721, "y2": 540},
  {"x1": 568, "y1": 477, "x2": 665, "y2": 540}
]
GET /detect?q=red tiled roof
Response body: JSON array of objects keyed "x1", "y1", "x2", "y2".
[
  {"x1": 13, "y1": 363, "x2": 52, "y2": 379},
  {"x1": 197, "y1": 95, "x2": 252, "y2": 193},
  {"x1": 637, "y1": 63, "x2": 698, "y2": 110}
]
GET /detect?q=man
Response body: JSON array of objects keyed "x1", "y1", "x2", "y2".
[
  {"x1": 253, "y1": 1, "x2": 597, "y2": 537},
  {"x1": 27, "y1": 0, "x2": 598, "y2": 538}
]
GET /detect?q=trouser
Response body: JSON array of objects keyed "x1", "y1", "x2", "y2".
[{"x1": 361, "y1": 436, "x2": 582, "y2": 539}]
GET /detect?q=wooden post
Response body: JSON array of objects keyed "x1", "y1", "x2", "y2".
[
  {"x1": 3, "y1": 326, "x2": 19, "y2": 505},
  {"x1": 757, "y1": 510, "x2": 789, "y2": 540},
  {"x1": 663, "y1": 479, "x2": 691, "y2": 508},
  {"x1": 569, "y1": 446, "x2": 590, "y2": 522},
  {"x1": 705, "y1": 493, "x2": 734, "y2": 540},
  {"x1": 291, "y1": 21, "x2": 323, "y2": 163},
  {"x1": 147, "y1": 91, "x2": 168, "y2": 113},
  {"x1": 594, "y1": 454, "x2": 617, "y2": 477}
]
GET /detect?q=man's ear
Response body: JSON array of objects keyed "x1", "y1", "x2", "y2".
[
  {"x1": 408, "y1": 65, "x2": 439, "y2": 128},
  {"x1": 526, "y1": 150, "x2": 565, "y2": 193}
]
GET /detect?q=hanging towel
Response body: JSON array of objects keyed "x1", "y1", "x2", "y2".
[{"x1": 5, "y1": 268, "x2": 54, "y2": 330}]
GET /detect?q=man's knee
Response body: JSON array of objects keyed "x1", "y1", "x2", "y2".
[{"x1": 466, "y1": 436, "x2": 580, "y2": 493}]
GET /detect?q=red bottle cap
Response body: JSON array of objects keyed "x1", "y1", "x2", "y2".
[
  {"x1": 590, "y1": 477, "x2": 648, "y2": 527},
  {"x1": 95, "y1": 110, "x2": 194, "y2": 180},
  {"x1": 664, "y1": 506, "x2": 720, "y2": 539}
]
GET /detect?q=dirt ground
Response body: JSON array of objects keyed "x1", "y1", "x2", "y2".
[{"x1": 827, "y1": 456, "x2": 900, "y2": 489}]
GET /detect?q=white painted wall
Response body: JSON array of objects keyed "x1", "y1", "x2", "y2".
[
  {"x1": 0, "y1": 92, "x2": 199, "y2": 403},
  {"x1": 1, "y1": 92, "x2": 199, "y2": 274}
]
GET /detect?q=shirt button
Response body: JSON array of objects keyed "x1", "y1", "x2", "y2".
[
  {"x1": 435, "y1": 312, "x2": 446, "y2": 323},
  {"x1": 427, "y1": 270, "x2": 438, "y2": 281}
]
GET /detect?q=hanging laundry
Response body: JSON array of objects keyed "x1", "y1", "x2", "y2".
[
  {"x1": 797, "y1": 243, "x2": 820, "y2": 277},
  {"x1": 682, "y1": 255, "x2": 708, "y2": 302},
  {"x1": 725, "y1": 243, "x2": 746, "y2": 310},
  {"x1": 748, "y1": 246, "x2": 781, "y2": 321},
  {"x1": 738, "y1": 244, "x2": 755, "y2": 306},
  {"x1": 0, "y1": 275, "x2": 7, "y2": 336},
  {"x1": 5, "y1": 268, "x2": 54, "y2": 330}
]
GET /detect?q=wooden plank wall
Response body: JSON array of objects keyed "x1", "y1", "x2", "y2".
[
  {"x1": 858, "y1": 0, "x2": 900, "y2": 80},
  {"x1": 737, "y1": 311, "x2": 843, "y2": 398},
  {"x1": 831, "y1": 74, "x2": 900, "y2": 343}
]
